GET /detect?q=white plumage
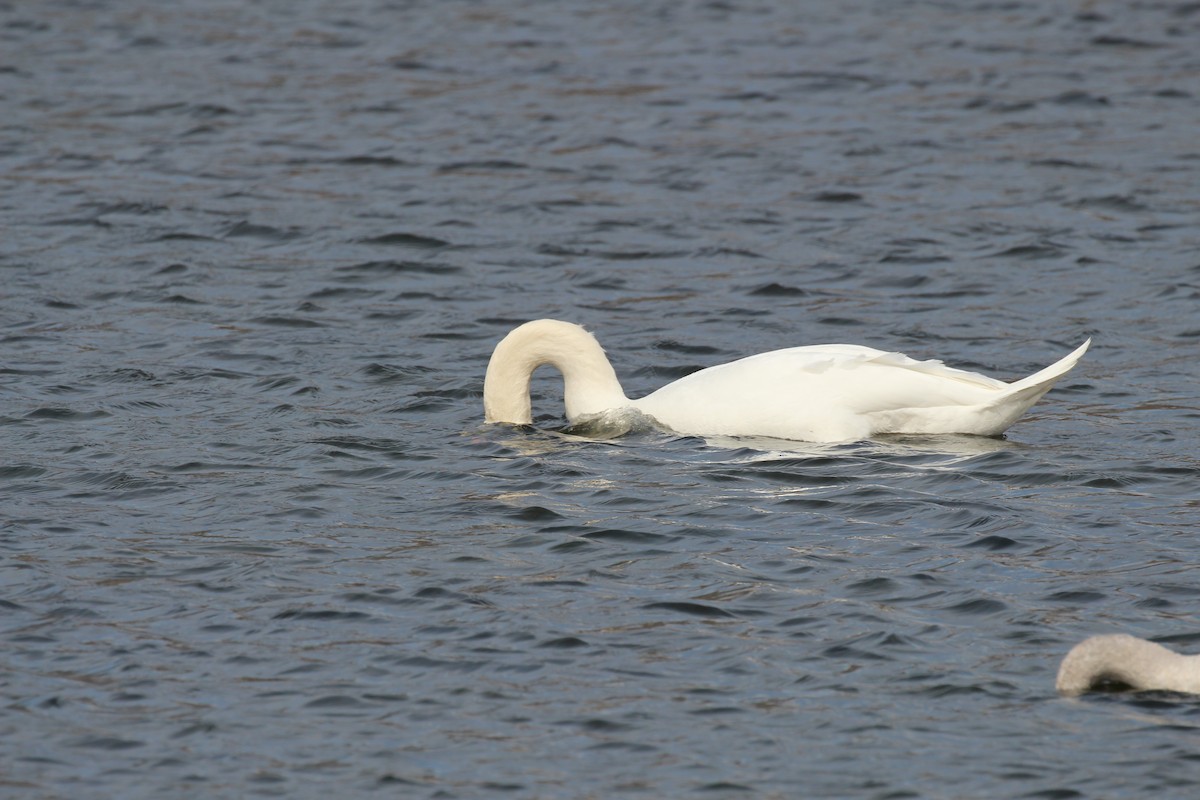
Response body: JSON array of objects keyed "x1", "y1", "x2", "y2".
[
  {"x1": 1057, "y1": 634, "x2": 1200, "y2": 695},
  {"x1": 483, "y1": 319, "x2": 1089, "y2": 443}
]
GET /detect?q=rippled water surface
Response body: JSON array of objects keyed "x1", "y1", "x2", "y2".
[{"x1": 3, "y1": 1, "x2": 1200, "y2": 797}]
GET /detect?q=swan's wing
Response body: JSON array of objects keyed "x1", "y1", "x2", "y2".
[
  {"x1": 638, "y1": 345, "x2": 1012, "y2": 424},
  {"x1": 732, "y1": 344, "x2": 1010, "y2": 391},
  {"x1": 632, "y1": 341, "x2": 1083, "y2": 441}
]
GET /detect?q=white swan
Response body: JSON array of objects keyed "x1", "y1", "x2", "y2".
[
  {"x1": 483, "y1": 319, "x2": 1090, "y2": 443},
  {"x1": 1056, "y1": 634, "x2": 1200, "y2": 695}
]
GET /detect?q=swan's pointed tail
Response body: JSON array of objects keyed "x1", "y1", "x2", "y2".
[
  {"x1": 1007, "y1": 338, "x2": 1090, "y2": 399},
  {"x1": 983, "y1": 338, "x2": 1089, "y2": 434}
]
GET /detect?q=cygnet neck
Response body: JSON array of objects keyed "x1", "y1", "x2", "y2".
[
  {"x1": 483, "y1": 319, "x2": 629, "y2": 424},
  {"x1": 1057, "y1": 634, "x2": 1200, "y2": 695}
]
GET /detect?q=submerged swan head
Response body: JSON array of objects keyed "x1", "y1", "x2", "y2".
[{"x1": 1056, "y1": 634, "x2": 1200, "y2": 696}]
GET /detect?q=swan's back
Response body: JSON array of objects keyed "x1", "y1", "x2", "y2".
[{"x1": 632, "y1": 341, "x2": 1086, "y2": 442}]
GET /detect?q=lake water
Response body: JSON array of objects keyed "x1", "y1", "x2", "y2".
[{"x1": 3, "y1": 1, "x2": 1200, "y2": 797}]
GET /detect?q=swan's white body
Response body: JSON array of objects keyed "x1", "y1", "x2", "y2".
[
  {"x1": 1057, "y1": 634, "x2": 1200, "y2": 695},
  {"x1": 483, "y1": 319, "x2": 1089, "y2": 443}
]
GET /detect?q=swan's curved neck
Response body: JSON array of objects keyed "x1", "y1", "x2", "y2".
[
  {"x1": 1057, "y1": 635, "x2": 1200, "y2": 695},
  {"x1": 483, "y1": 320, "x2": 629, "y2": 424}
]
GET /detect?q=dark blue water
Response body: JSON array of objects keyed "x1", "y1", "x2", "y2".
[{"x1": 3, "y1": 1, "x2": 1200, "y2": 797}]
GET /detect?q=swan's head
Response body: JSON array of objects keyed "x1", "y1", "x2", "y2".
[{"x1": 483, "y1": 319, "x2": 628, "y2": 425}]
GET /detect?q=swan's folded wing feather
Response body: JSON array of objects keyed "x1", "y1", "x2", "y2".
[
  {"x1": 729, "y1": 344, "x2": 886, "y2": 375},
  {"x1": 735, "y1": 345, "x2": 1009, "y2": 391},
  {"x1": 858, "y1": 350, "x2": 1009, "y2": 390}
]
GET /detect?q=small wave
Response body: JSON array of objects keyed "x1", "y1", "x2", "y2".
[
  {"x1": 25, "y1": 407, "x2": 110, "y2": 421},
  {"x1": 223, "y1": 221, "x2": 302, "y2": 241},
  {"x1": 560, "y1": 408, "x2": 665, "y2": 440},
  {"x1": 358, "y1": 232, "x2": 451, "y2": 248}
]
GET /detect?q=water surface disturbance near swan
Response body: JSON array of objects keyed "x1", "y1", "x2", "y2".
[{"x1": 3, "y1": 1, "x2": 1200, "y2": 798}]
